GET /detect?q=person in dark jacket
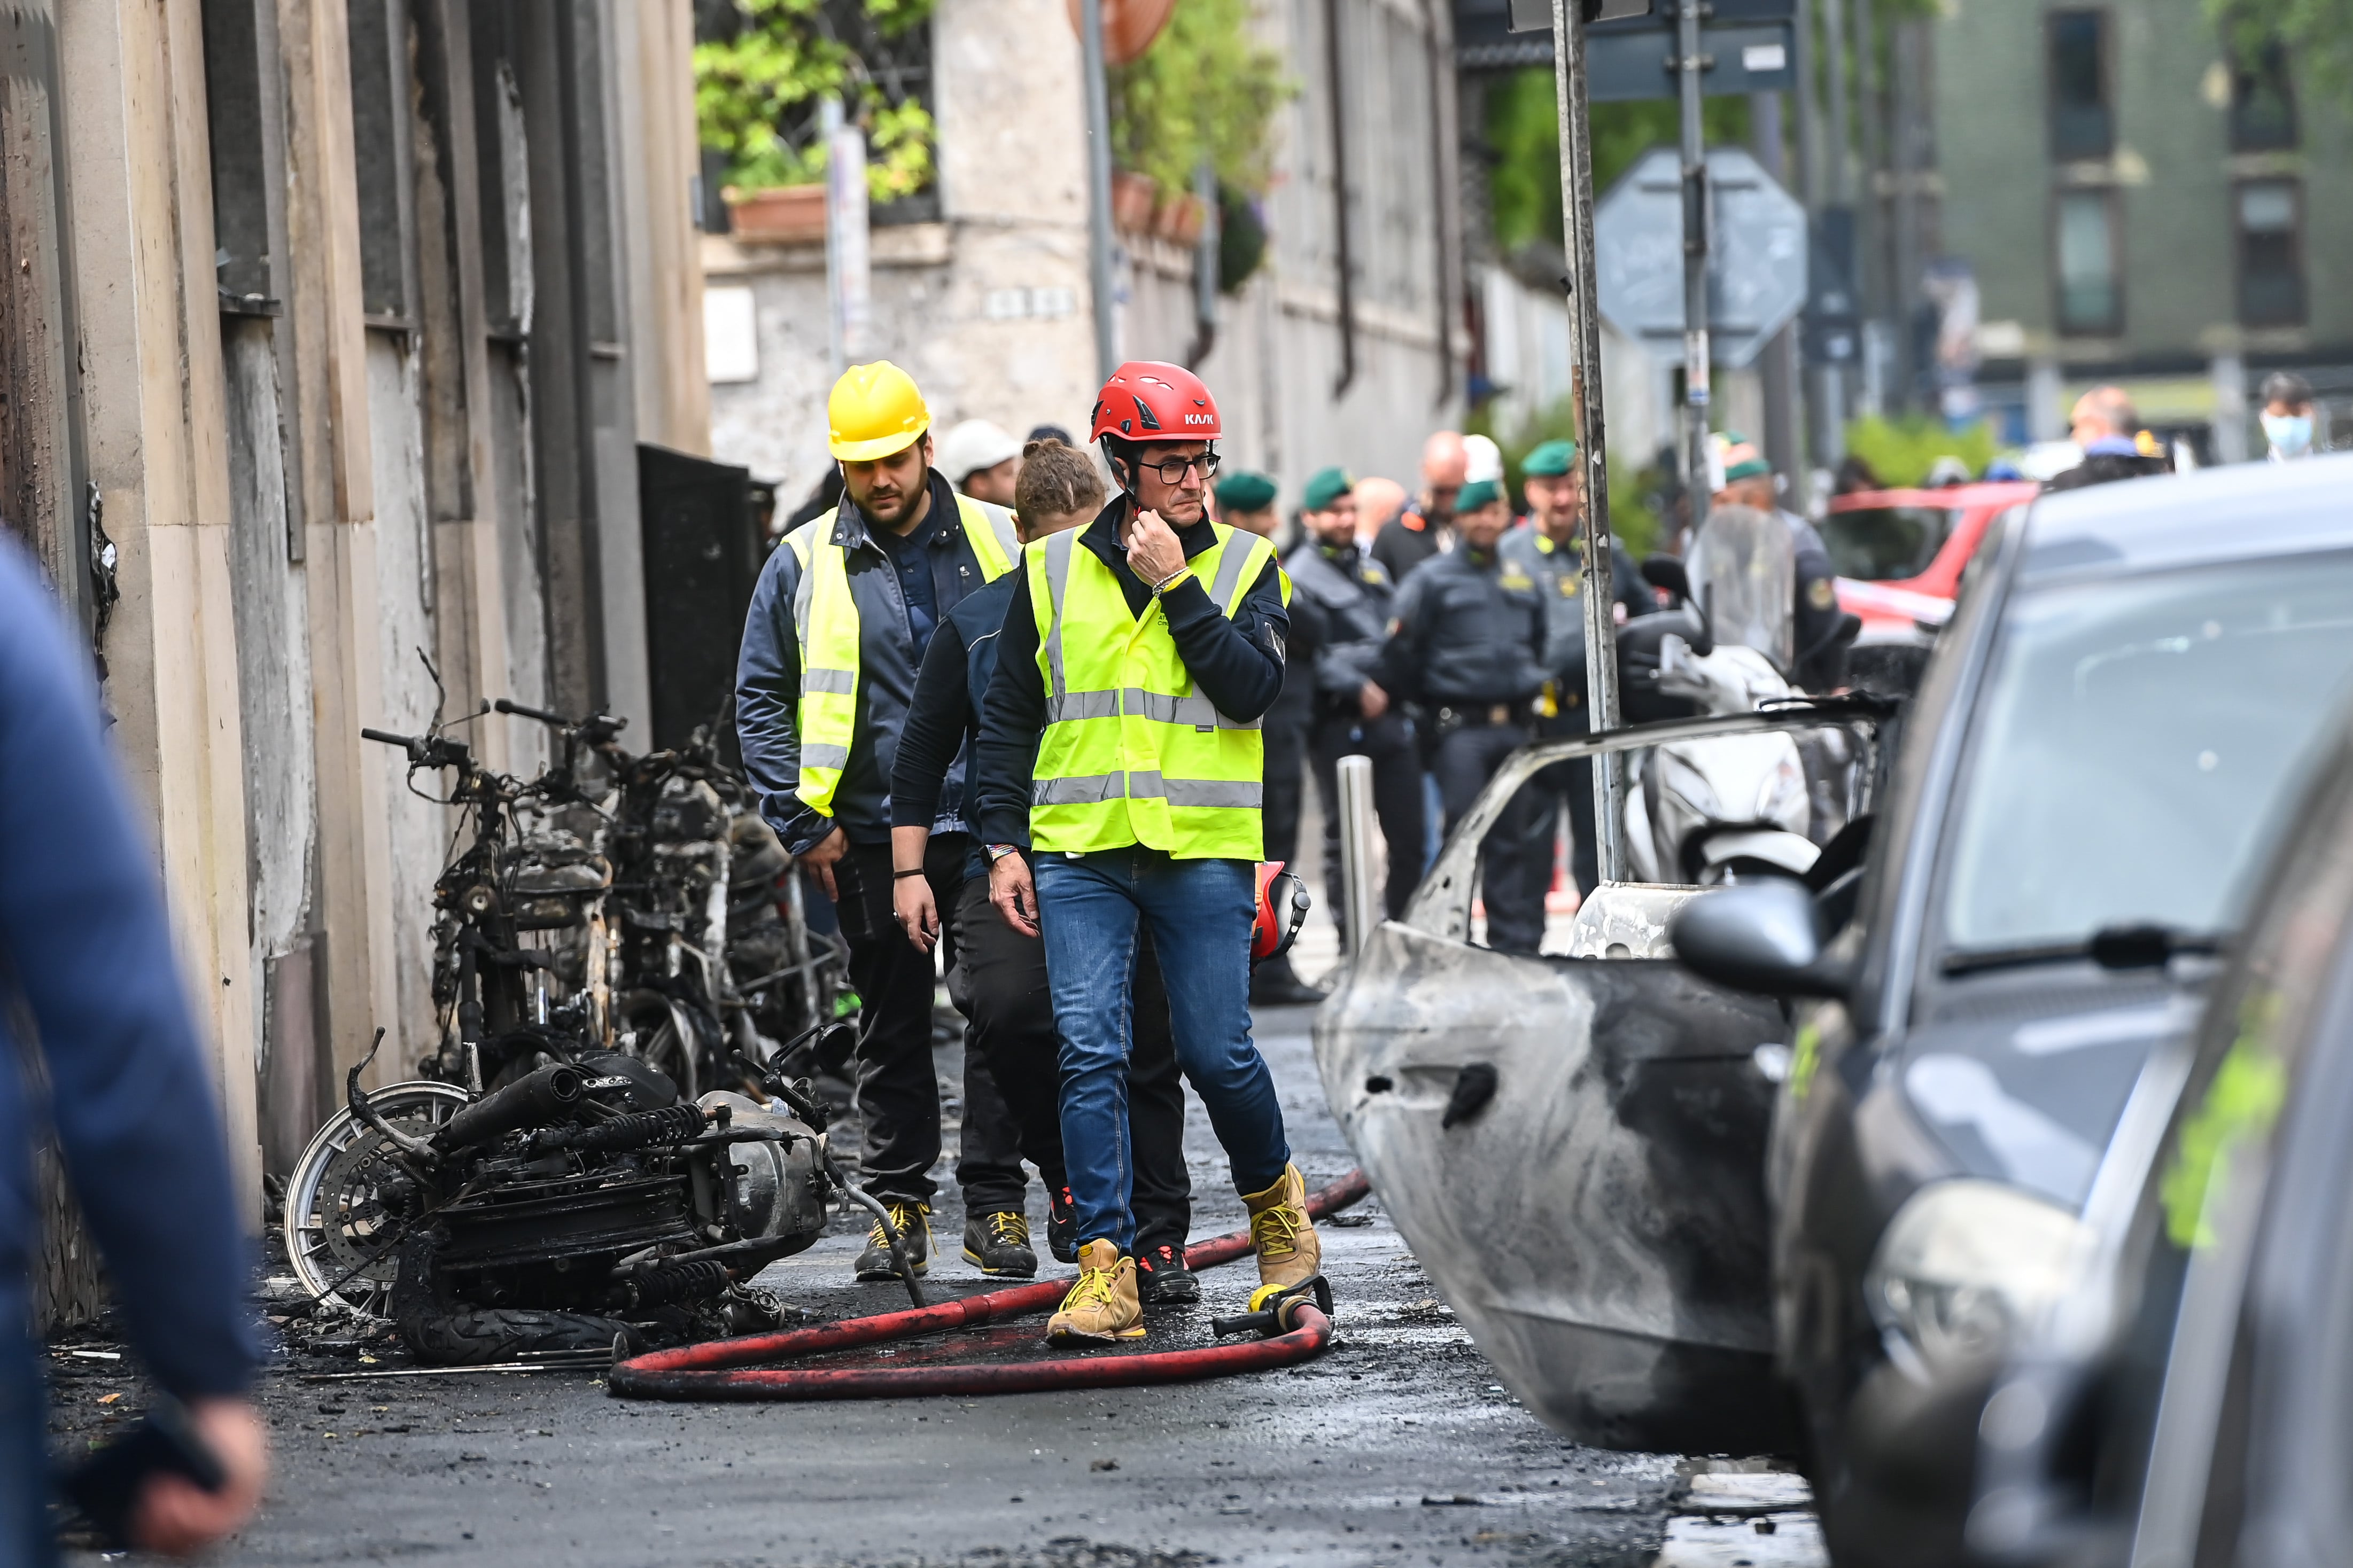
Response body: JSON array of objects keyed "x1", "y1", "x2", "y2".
[
  {"x1": 1285, "y1": 465, "x2": 1423, "y2": 943},
  {"x1": 1379, "y1": 478, "x2": 1551, "y2": 954},
  {"x1": 736, "y1": 362, "x2": 1027, "y2": 1282},
  {"x1": 1215, "y1": 470, "x2": 1323, "y2": 1005},
  {"x1": 1498, "y1": 440, "x2": 1650, "y2": 900},
  {"x1": 0, "y1": 538, "x2": 267, "y2": 1563},
  {"x1": 1369, "y1": 430, "x2": 1468, "y2": 583},
  {"x1": 2045, "y1": 385, "x2": 2173, "y2": 491},
  {"x1": 887, "y1": 441, "x2": 1201, "y2": 1305}
]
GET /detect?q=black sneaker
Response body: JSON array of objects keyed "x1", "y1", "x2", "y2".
[
  {"x1": 962, "y1": 1211, "x2": 1039, "y2": 1277},
  {"x1": 1134, "y1": 1242, "x2": 1200, "y2": 1308},
  {"x1": 1250, "y1": 955, "x2": 1327, "y2": 1008},
  {"x1": 852, "y1": 1201, "x2": 932, "y2": 1281},
  {"x1": 1046, "y1": 1187, "x2": 1079, "y2": 1264}
]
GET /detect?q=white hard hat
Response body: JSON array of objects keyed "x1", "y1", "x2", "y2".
[
  {"x1": 937, "y1": 419, "x2": 1022, "y2": 485},
  {"x1": 1463, "y1": 433, "x2": 1504, "y2": 485}
]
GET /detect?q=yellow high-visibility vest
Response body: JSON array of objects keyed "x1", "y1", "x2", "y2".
[
  {"x1": 786, "y1": 492, "x2": 1019, "y2": 816},
  {"x1": 1026, "y1": 521, "x2": 1285, "y2": 860}
]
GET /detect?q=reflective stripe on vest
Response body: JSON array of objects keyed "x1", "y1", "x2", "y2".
[
  {"x1": 787, "y1": 492, "x2": 1020, "y2": 815},
  {"x1": 1027, "y1": 522, "x2": 1284, "y2": 860}
]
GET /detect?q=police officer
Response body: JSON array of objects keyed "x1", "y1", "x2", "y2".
[
  {"x1": 1709, "y1": 432, "x2": 1851, "y2": 692},
  {"x1": 736, "y1": 361, "x2": 1026, "y2": 1283},
  {"x1": 1216, "y1": 470, "x2": 1324, "y2": 1006},
  {"x1": 1284, "y1": 466, "x2": 1424, "y2": 945},
  {"x1": 1498, "y1": 440, "x2": 1650, "y2": 902},
  {"x1": 1379, "y1": 477, "x2": 1550, "y2": 955}
]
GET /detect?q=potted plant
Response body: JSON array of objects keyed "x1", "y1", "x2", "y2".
[
  {"x1": 1111, "y1": 170, "x2": 1160, "y2": 235},
  {"x1": 726, "y1": 184, "x2": 828, "y2": 243}
]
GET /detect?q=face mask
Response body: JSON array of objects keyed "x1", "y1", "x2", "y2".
[{"x1": 2263, "y1": 412, "x2": 2314, "y2": 456}]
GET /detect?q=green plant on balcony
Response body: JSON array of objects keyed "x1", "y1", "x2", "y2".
[{"x1": 695, "y1": 0, "x2": 938, "y2": 202}]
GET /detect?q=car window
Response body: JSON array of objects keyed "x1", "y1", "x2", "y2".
[
  {"x1": 1820, "y1": 506, "x2": 1958, "y2": 580},
  {"x1": 1940, "y1": 551, "x2": 2353, "y2": 958}
]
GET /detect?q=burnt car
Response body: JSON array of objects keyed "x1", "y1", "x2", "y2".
[
  {"x1": 1963, "y1": 698, "x2": 2353, "y2": 1566},
  {"x1": 1671, "y1": 455, "x2": 2353, "y2": 1563}
]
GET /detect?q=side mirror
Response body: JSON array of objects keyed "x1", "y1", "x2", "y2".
[
  {"x1": 1641, "y1": 554, "x2": 1691, "y2": 601},
  {"x1": 1669, "y1": 881, "x2": 1853, "y2": 1000}
]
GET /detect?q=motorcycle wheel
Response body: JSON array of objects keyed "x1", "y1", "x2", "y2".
[{"x1": 282, "y1": 1080, "x2": 470, "y2": 1313}]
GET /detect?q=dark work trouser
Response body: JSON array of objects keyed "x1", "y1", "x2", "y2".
[
  {"x1": 950, "y1": 874, "x2": 1192, "y2": 1252},
  {"x1": 1528, "y1": 709, "x2": 1603, "y2": 898},
  {"x1": 830, "y1": 836, "x2": 967, "y2": 1204},
  {"x1": 1262, "y1": 701, "x2": 1310, "y2": 870},
  {"x1": 1428, "y1": 718, "x2": 1547, "y2": 954},
  {"x1": 1308, "y1": 709, "x2": 1426, "y2": 943}
]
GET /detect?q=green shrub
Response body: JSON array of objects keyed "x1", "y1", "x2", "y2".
[
  {"x1": 1111, "y1": 0, "x2": 1291, "y2": 197},
  {"x1": 1843, "y1": 415, "x2": 1997, "y2": 489}
]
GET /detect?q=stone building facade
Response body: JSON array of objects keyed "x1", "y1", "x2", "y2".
[{"x1": 6, "y1": 0, "x2": 708, "y2": 1324}]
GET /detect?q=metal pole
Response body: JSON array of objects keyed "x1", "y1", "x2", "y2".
[
  {"x1": 1551, "y1": 0, "x2": 1626, "y2": 883},
  {"x1": 1676, "y1": 0, "x2": 1711, "y2": 551},
  {"x1": 1335, "y1": 755, "x2": 1380, "y2": 957},
  {"x1": 1080, "y1": 0, "x2": 1119, "y2": 379}
]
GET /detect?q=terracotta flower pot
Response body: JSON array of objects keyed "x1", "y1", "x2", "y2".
[
  {"x1": 1154, "y1": 192, "x2": 1204, "y2": 246},
  {"x1": 1063, "y1": 0, "x2": 1177, "y2": 64},
  {"x1": 1111, "y1": 170, "x2": 1161, "y2": 235},
  {"x1": 727, "y1": 184, "x2": 827, "y2": 244}
]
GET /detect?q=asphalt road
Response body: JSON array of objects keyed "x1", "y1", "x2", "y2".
[{"x1": 54, "y1": 1001, "x2": 1811, "y2": 1567}]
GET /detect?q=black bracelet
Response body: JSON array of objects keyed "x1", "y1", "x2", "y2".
[{"x1": 892, "y1": 868, "x2": 927, "y2": 880}]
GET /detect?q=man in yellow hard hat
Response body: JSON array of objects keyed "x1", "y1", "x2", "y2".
[{"x1": 736, "y1": 361, "x2": 1026, "y2": 1284}]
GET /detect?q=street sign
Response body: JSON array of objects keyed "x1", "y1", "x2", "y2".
[
  {"x1": 1585, "y1": 24, "x2": 1793, "y2": 100},
  {"x1": 1593, "y1": 145, "x2": 1808, "y2": 370}
]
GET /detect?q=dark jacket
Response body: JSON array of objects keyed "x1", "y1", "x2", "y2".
[
  {"x1": 736, "y1": 469, "x2": 998, "y2": 854},
  {"x1": 889, "y1": 571, "x2": 1018, "y2": 845},
  {"x1": 1369, "y1": 500, "x2": 1446, "y2": 584},
  {"x1": 1378, "y1": 540, "x2": 1549, "y2": 708},
  {"x1": 0, "y1": 539, "x2": 258, "y2": 1404},
  {"x1": 973, "y1": 497, "x2": 1289, "y2": 848},
  {"x1": 1496, "y1": 524, "x2": 1651, "y2": 698},
  {"x1": 1283, "y1": 538, "x2": 1395, "y2": 717}
]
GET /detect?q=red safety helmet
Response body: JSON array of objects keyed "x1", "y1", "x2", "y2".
[
  {"x1": 1252, "y1": 861, "x2": 1311, "y2": 969},
  {"x1": 1089, "y1": 361, "x2": 1222, "y2": 444}
]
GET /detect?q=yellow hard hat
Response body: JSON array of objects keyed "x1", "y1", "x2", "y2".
[{"x1": 827, "y1": 361, "x2": 931, "y2": 461}]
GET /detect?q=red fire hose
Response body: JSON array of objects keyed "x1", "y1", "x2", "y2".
[{"x1": 609, "y1": 1169, "x2": 1371, "y2": 1402}]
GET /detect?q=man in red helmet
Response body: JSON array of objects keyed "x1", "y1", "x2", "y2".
[{"x1": 972, "y1": 362, "x2": 1321, "y2": 1345}]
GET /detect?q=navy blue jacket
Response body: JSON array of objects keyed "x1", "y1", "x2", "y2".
[
  {"x1": 1378, "y1": 540, "x2": 1550, "y2": 708},
  {"x1": 973, "y1": 498, "x2": 1288, "y2": 848},
  {"x1": 736, "y1": 470, "x2": 998, "y2": 854},
  {"x1": 0, "y1": 539, "x2": 258, "y2": 1401},
  {"x1": 889, "y1": 572, "x2": 1018, "y2": 880}
]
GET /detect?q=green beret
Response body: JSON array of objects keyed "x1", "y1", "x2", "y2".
[
  {"x1": 1523, "y1": 439, "x2": 1578, "y2": 475},
  {"x1": 1299, "y1": 466, "x2": 1355, "y2": 513},
  {"x1": 1214, "y1": 470, "x2": 1278, "y2": 514},
  {"x1": 1455, "y1": 477, "x2": 1504, "y2": 512},
  {"x1": 1718, "y1": 430, "x2": 1772, "y2": 483}
]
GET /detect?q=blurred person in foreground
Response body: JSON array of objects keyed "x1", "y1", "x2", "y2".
[
  {"x1": 1216, "y1": 471, "x2": 1323, "y2": 1006},
  {"x1": 1370, "y1": 431, "x2": 1469, "y2": 584},
  {"x1": 2261, "y1": 371, "x2": 2321, "y2": 461},
  {"x1": 1286, "y1": 466, "x2": 1422, "y2": 945},
  {"x1": 2047, "y1": 384, "x2": 2169, "y2": 490},
  {"x1": 0, "y1": 539, "x2": 266, "y2": 1563},
  {"x1": 1708, "y1": 432, "x2": 1851, "y2": 693}
]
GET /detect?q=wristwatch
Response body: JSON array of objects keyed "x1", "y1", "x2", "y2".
[{"x1": 986, "y1": 843, "x2": 1022, "y2": 863}]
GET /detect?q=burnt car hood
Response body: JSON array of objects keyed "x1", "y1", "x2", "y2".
[{"x1": 1886, "y1": 963, "x2": 2209, "y2": 1210}]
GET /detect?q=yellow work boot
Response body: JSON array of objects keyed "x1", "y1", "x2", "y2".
[
  {"x1": 1045, "y1": 1240, "x2": 1145, "y2": 1346},
  {"x1": 852, "y1": 1201, "x2": 931, "y2": 1281},
  {"x1": 1241, "y1": 1163, "x2": 1322, "y2": 1291}
]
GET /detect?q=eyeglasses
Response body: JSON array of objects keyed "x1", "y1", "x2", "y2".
[{"x1": 1136, "y1": 451, "x2": 1222, "y2": 485}]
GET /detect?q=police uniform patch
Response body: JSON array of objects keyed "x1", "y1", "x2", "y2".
[
  {"x1": 1807, "y1": 578, "x2": 1837, "y2": 610},
  {"x1": 1498, "y1": 571, "x2": 1535, "y2": 591}
]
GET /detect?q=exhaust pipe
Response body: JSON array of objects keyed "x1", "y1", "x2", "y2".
[{"x1": 434, "y1": 1062, "x2": 585, "y2": 1150}]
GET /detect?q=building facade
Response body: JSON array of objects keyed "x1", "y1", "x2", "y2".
[
  {"x1": 11, "y1": 0, "x2": 708, "y2": 1325},
  {"x1": 704, "y1": 0, "x2": 1471, "y2": 511},
  {"x1": 1936, "y1": 0, "x2": 2353, "y2": 457}
]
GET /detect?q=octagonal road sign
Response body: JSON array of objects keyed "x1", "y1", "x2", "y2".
[{"x1": 1594, "y1": 145, "x2": 1808, "y2": 371}]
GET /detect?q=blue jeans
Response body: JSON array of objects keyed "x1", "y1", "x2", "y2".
[{"x1": 1035, "y1": 850, "x2": 1291, "y2": 1253}]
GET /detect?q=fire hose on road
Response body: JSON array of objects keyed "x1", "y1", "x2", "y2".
[{"x1": 608, "y1": 1169, "x2": 1371, "y2": 1402}]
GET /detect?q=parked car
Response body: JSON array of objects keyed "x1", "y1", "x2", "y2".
[
  {"x1": 1821, "y1": 481, "x2": 2040, "y2": 692},
  {"x1": 1671, "y1": 456, "x2": 2353, "y2": 1565},
  {"x1": 1960, "y1": 696, "x2": 2353, "y2": 1566}
]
